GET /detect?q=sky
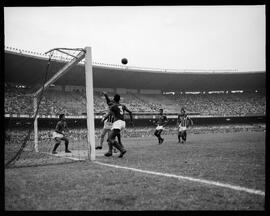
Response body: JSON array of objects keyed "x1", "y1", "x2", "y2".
[{"x1": 4, "y1": 6, "x2": 265, "y2": 72}]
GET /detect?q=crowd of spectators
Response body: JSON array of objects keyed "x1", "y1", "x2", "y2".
[
  {"x1": 169, "y1": 92, "x2": 266, "y2": 116},
  {"x1": 5, "y1": 86, "x2": 266, "y2": 116},
  {"x1": 5, "y1": 87, "x2": 33, "y2": 115}
]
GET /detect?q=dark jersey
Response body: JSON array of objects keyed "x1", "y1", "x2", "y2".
[
  {"x1": 156, "y1": 114, "x2": 168, "y2": 126},
  {"x1": 55, "y1": 120, "x2": 68, "y2": 134},
  {"x1": 110, "y1": 103, "x2": 128, "y2": 121},
  {"x1": 178, "y1": 114, "x2": 192, "y2": 127}
]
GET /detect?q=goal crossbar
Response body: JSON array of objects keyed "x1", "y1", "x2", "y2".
[{"x1": 34, "y1": 50, "x2": 86, "y2": 97}]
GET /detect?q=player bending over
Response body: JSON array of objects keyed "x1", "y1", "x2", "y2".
[
  {"x1": 154, "y1": 108, "x2": 168, "y2": 144},
  {"x1": 177, "y1": 107, "x2": 193, "y2": 144},
  {"x1": 103, "y1": 94, "x2": 133, "y2": 158},
  {"x1": 52, "y1": 114, "x2": 71, "y2": 154}
]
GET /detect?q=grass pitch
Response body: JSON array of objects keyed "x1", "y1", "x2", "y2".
[{"x1": 5, "y1": 130, "x2": 265, "y2": 210}]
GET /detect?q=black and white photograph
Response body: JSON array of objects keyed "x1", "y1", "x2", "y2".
[{"x1": 4, "y1": 5, "x2": 266, "y2": 210}]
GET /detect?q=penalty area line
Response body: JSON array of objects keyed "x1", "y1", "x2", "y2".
[{"x1": 94, "y1": 161, "x2": 265, "y2": 196}]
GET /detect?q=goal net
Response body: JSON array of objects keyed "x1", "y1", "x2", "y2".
[{"x1": 5, "y1": 47, "x2": 96, "y2": 168}]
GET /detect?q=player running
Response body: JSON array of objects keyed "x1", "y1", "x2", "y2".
[
  {"x1": 52, "y1": 114, "x2": 71, "y2": 154},
  {"x1": 102, "y1": 94, "x2": 133, "y2": 158},
  {"x1": 177, "y1": 107, "x2": 193, "y2": 144},
  {"x1": 154, "y1": 108, "x2": 168, "y2": 144}
]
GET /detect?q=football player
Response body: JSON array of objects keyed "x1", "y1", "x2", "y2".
[
  {"x1": 95, "y1": 111, "x2": 113, "y2": 150},
  {"x1": 52, "y1": 114, "x2": 71, "y2": 154},
  {"x1": 103, "y1": 94, "x2": 133, "y2": 158},
  {"x1": 102, "y1": 92, "x2": 123, "y2": 151},
  {"x1": 96, "y1": 111, "x2": 118, "y2": 153},
  {"x1": 177, "y1": 107, "x2": 193, "y2": 143},
  {"x1": 154, "y1": 108, "x2": 168, "y2": 144}
]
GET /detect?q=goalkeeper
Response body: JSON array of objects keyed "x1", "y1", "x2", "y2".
[{"x1": 52, "y1": 114, "x2": 71, "y2": 154}]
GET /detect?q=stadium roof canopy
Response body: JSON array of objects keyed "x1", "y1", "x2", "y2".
[{"x1": 5, "y1": 48, "x2": 265, "y2": 91}]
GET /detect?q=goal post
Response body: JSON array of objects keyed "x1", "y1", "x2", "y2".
[
  {"x1": 32, "y1": 47, "x2": 96, "y2": 161},
  {"x1": 33, "y1": 96, "x2": 38, "y2": 152},
  {"x1": 84, "y1": 47, "x2": 96, "y2": 161}
]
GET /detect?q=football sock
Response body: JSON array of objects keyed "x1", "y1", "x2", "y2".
[
  {"x1": 52, "y1": 143, "x2": 60, "y2": 152},
  {"x1": 113, "y1": 140, "x2": 125, "y2": 152},
  {"x1": 100, "y1": 137, "x2": 104, "y2": 146},
  {"x1": 107, "y1": 141, "x2": 113, "y2": 153},
  {"x1": 117, "y1": 134, "x2": 122, "y2": 147},
  {"x1": 65, "y1": 142, "x2": 69, "y2": 151}
]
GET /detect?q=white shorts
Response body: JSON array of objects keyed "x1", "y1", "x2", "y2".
[
  {"x1": 179, "y1": 126, "x2": 187, "y2": 132},
  {"x1": 156, "y1": 125, "x2": 164, "y2": 130},
  {"x1": 112, "y1": 120, "x2": 126, "y2": 130},
  {"x1": 53, "y1": 132, "x2": 64, "y2": 139}
]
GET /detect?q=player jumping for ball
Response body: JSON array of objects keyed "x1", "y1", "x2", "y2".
[
  {"x1": 52, "y1": 114, "x2": 71, "y2": 154},
  {"x1": 100, "y1": 92, "x2": 124, "y2": 151},
  {"x1": 95, "y1": 111, "x2": 113, "y2": 150},
  {"x1": 96, "y1": 110, "x2": 120, "y2": 153},
  {"x1": 177, "y1": 107, "x2": 193, "y2": 144},
  {"x1": 103, "y1": 94, "x2": 133, "y2": 158},
  {"x1": 154, "y1": 108, "x2": 168, "y2": 144}
]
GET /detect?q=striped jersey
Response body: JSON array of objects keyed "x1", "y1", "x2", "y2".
[
  {"x1": 104, "y1": 113, "x2": 114, "y2": 123},
  {"x1": 178, "y1": 114, "x2": 192, "y2": 127}
]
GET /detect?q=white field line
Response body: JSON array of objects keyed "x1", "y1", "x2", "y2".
[{"x1": 94, "y1": 161, "x2": 265, "y2": 196}]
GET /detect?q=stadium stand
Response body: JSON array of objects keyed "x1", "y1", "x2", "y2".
[
  {"x1": 169, "y1": 92, "x2": 266, "y2": 116},
  {"x1": 5, "y1": 87, "x2": 33, "y2": 115},
  {"x1": 5, "y1": 85, "x2": 266, "y2": 116}
]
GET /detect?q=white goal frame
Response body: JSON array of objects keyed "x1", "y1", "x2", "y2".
[{"x1": 33, "y1": 47, "x2": 95, "y2": 161}]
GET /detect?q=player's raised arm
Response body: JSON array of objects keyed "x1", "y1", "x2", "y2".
[{"x1": 103, "y1": 92, "x2": 112, "y2": 106}]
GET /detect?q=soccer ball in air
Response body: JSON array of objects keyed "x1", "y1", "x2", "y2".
[{"x1": 121, "y1": 58, "x2": 128, "y2": 65}]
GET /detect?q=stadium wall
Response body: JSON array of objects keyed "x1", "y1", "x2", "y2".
[{"x1": 5, "y1": 115, "x2": 265, "y2": 130}]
